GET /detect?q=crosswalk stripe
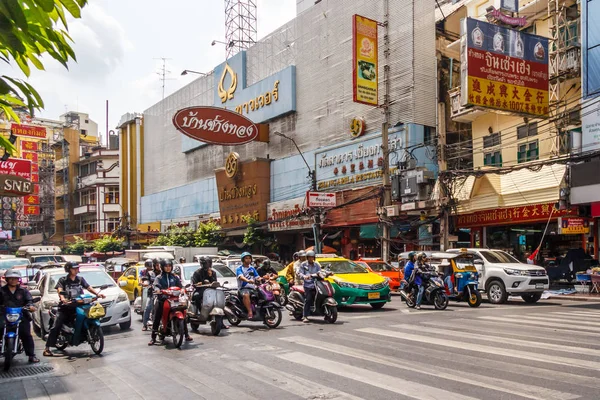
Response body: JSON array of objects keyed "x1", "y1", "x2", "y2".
[
  {"x1": 390, "y1": 324, "x2": 600, "y2": 357},
  {"x1": 89, "y1": 366, "x2": 145, "y2": 400},
  {"x1": 549, "y1": 312, "x2": 600, "y2": 320},
  {"x1": 555, "y1": 310, "x2": 600, "y2": 316},
  {"x1": 503, "y1": 315, "x2": 600, "y2": 327},
  {"x1": 233, "y1": 360, "x2": 364, "y2": 400},
  {"x1": 357, "y1": 327, "x2": 600, "y2": 371},
  {"x1": 478, "y1": 316, "x2": 600, "y2": 333},
  {"x1": 279, "y1": 351, "x2": 480, "y2": 400},
  {"x1": 280, "y1": 336, "x2": 579, "y2": 400},
  {"x1": 469, "y1": 317, "x2": 600, "y2": 338}
]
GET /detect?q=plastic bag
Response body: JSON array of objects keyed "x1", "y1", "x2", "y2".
[{"x1": 87, "y1": 302, "x2": 106, "y2": 319}]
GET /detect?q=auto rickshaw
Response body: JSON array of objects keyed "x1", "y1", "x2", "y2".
[{"x1": 429, "y1": 252, "x2": 481, "y2": 307}]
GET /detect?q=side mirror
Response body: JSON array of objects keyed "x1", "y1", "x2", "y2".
[
  {"x1": 30, "y1": 289, "x2": 41, "y2": 297},
  {"x1": 119, "y1": 281, "x2": 127, "y2": 287}
]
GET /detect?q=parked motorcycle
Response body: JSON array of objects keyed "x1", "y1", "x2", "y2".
[
  {"x1": 186, "y1": 281, "x2": 226, "y2": 336},
  {"x1": 156, "y1": 286, "x2": 188, "y2": 348},
  {"x1": 1, "y1": 296, "x2": 41, "y2": 371},
  {"x1": 285, "y1": 271, "x2": 338, "y2": 323},
  {"x1": 224, "y1": 278, "x2": 282, "y2": 329},
  {"x1": 48, "y1": 286, "x2": 108, "y2": 356},
  {"x1": 400, "y1": 271, "x2": 448, "y2": 310}
]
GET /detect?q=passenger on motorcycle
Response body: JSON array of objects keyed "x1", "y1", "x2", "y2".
[
  {"x1": 415, "y1": 252, "x2": 432, "y2": 310},
  {"x1": 44, "y1": 262, "x2": 106, "y2": 357},
  {"x1": 284, "y1": 252, "x2": 299, "y2": 285},
  {"x1": 402, "y1": 252, "x2": 417, "y2": 291},
  {"x1": 299, "y1": 250, "x2": 321, "y2": 323},
  {"x1": 148, "y1": 259, "x2": 193, "y2": 345},
  {"x1": 140, "y1": 259, "x2": 158, "y2": 331},
  {"x1": 294, "y1": 251, "x2": 307, "y2": 286},
  {"x1": 257, "y1": 259, "x2": 278, "y2": 277},
  {"x1": 236, "y1": 252, "x2": 260, "y2": 319},
  {"x1": 0, "y1": 269, "x2": 38, "y2": 363}
]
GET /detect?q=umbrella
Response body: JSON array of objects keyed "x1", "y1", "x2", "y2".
[{"x1": 305, "y1": 245, "x2": 337, "y2": 254}]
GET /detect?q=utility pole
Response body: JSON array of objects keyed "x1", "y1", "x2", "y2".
[
  {"x1": 155, "y1": 57, "x2": 173, "y2": 100},
  {"x1": 311, "y1": 172, "x2": 322, "y2": 254},
  {"x1": 438, "y1": 101, "x2": 449, "y2": 251},
  {"x1": 380, "y1": 0, "x2": 391, "y2": 262}
]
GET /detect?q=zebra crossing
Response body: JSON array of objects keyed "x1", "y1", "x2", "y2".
[{"x1": 3, "y1": 304, "x2": 600, "y2": 400}]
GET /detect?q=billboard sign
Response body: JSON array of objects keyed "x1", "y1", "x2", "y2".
[
  {"x1": 267, "y1": 197, "x2": 311, "y2": 232},
  {"x1": 558, "y1": 217, "x2": 590, "y2": 235},
  {"x1": 460, "y1": 18, "x2": 549, "y2": 117},
  {"x1": 352, "y1": 15, "x2": 378, "y2": 106},
  {"x1": 0, "y1": 159, "x2": 31, "y2": 180},
  {"x1": 10, "y1": 124, "x2": 46, "y2": 139}
]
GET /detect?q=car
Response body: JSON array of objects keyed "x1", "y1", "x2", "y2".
[
  {"x1": 178, "y1": 262, "x2": 238, "y2": 290},
  {"x1": 117, "y1": 263, "x2": 146, "y2": 301},
  {"x1": 0, "y1": 258, "x2": 32, "y2": 286},
  {"x1": 224, "y1": 259, "x2": 243, "y2": 273},
  {"x1": 356, "y1": 258, "x2": 402, "y2": 291},
  {"x1": 31, "y1": 266, "x2": 132, "y2": 337},
  {"x1": 447, "y1": 248, "x2": 549, "y2": 304}
]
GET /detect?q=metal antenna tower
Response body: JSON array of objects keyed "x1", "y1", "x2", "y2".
[
  {"x1": 154, "y1": 57, "x2": 173, "y2": 99},
  {"x1": 224, "y1": 0, "x2": 257, "y2": 59}
]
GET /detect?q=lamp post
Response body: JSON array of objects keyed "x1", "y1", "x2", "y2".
[{"x1": 181, "y1": 70, "x2": 209, "y2": 76}]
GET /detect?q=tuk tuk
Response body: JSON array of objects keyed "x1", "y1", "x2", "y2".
[{"x1": 429, "y1": 252, "x2": 481, "y2": 307}]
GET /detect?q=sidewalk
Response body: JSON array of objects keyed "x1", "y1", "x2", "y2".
[{"x1": 545, "y1": 289, "x2": 600, "y2": 302}]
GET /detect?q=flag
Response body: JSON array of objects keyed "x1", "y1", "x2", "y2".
[{"x1": 527, "y1": 248, "x2": 539, "y2": 264}]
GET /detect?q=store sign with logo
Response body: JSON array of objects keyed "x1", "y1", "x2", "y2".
[
  {"x1": 457, "y1": 203, "x2": 575, "y2": 228},
  {"x1": 558, "y1": 217, "x2": 590, "y2": 235},
  {"x1": 11, "y1": 124, "x2": 46, "y2": 138},
  {"x1": 267, "y1": 197, "x2": 311, "y2": 232},
  {"x1": 460, "y1": 18, "x2": 549, "y2": 117},
  {"x1": 314, "y1": 130, "x2": 403, "y2": 191},
  {"x1": 352, "y1": 14, "x2": 379, "y2": 106},
  {"x1": 582, "y1": 97, "x2": 600, "y2": 151}
]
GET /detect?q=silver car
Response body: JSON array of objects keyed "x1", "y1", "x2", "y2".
[{"x1": 31, "y1": 267, "x2": 132, "y2": 336}]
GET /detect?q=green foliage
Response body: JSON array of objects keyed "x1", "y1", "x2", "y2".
[
  {"x1": 194, "y1": 220, "x2": 223, "y2": 247},
  {"x1": 93, "y1": 235, "x2": 124, "y2": 253},
  {"x1": 64, "y1": 235, "x2": 90, "y2": 255},
  {"x1": 242, "y1": 216, "x2": 267, "y2": 247},
  {"x1": 0, "y1": 0, "x2": 87, "y2": 155},
  {"x1": 151, "y1": 221, "x2": 223, "y2": 247}
]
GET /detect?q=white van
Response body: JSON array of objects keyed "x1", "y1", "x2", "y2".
[{"x1": 16, "y1": 246, "x2": 66, "y2": 264}]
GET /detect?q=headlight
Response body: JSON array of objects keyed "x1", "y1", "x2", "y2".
[
  {"x1": 382, "y1": 279, "x2": 390, "y2": 287},
  {"x1": 6, "y1": 313, "x2": 20, "y2": 323},
  {"x1": 117, "y1": 292, "x2": 128, "y2": 303},
  {"x1": 337, "y1": 281, "x2": 358, "y2": 289},
  {"x1": 504, "y1": 268, "x2": 527, "y2": 276},
  {"x1": 455, "y1": 273, "x2": 464, "y2": 279}
]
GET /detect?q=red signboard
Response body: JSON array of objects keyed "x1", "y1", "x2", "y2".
[
  {"x1": 0, "y1": 159, "x2": 32, "y2": 180},
  {"x1": 21, "y1": 151, "x2": 38, "y2": 163},
  {"x1": 23, "y1": 205, "x2": 40, "y2": 215},
  {"x1": 31, "y1": 163, "x2": 39, "y2": 174},
  {"x1": 24, "y1": 195, "x2": 39, "y2": 205},
  {"x1": 32, "y1": 184, "x2": 39, "y2": 195},
  {"x1": 30, "y1": 174, "x2": 38, "y2": 183},
  {"x1": 457, "y1": 203, "x2": 576, "y2": 228},
  {"x1": 11, "y1": 124, "x2": 46, "y2": 139},
  {"x1": 172, "y1": 106, "x2": 260, "y2": 145},
  {"x1": 20, "y1": 141, "x2": 38, "y2": 151}
]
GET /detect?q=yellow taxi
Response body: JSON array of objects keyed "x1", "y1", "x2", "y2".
[{"x1": 117, "y1": 262, "x2": 147, "y2": 301}]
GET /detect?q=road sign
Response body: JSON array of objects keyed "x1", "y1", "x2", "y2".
[{"x1": 306, "y1": 191, "x2": 337, "y2": 208}]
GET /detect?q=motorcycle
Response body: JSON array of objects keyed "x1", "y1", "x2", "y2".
[
  {"x1": 186, "y1": 281, "x2": 226, "y2": 336},
  {"x1": 1, "y1": 296, "x2": 41, "y2": 371},
  {"x1": 224, "y1": 278, "x2": 282, "y2": 329},
  {"x1": 48, "y1": 286, "x2": 108, "y2": 356},
  {"x1": 285, "y1": 271, "x2": 338, "y2": 323},
  {"x1": 265, "y1": 274, "x2": 287, "y2": 307},
  {"x1": 400, "y1": 270, "x2": 448, "y2": 310},
  {"x1": 156, "y1": 286, "x2": 188, "y2": 348}
]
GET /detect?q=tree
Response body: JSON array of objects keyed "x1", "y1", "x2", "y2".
[
  {"x1": 194, "y1": 220, "x2": 222, "y2": 247},
  {"x1": 93, "y1": 235, "x2": 124, "y2": 254},
  {"x1": 0, "y1": 0, "x2": 87, "y2": 155},
  {"x1": 64, "y1": 235, "x2": 89, "y2": 255}
]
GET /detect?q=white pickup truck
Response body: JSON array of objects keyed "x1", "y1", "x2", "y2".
[{"x1": 448, "y1": 249, "x2": 549, "y2": 304}]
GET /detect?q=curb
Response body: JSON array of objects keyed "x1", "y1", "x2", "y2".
[{"x1": 546, "y1": 295, "x2": 600, "y2": 302}]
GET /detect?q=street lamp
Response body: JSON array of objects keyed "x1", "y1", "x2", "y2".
[
  {"x1": 211, "y1": 39, "x2": 255, "y2": 48},
  {"x1": 181, "y1": 70, "x2": 209, "y2": 76}
]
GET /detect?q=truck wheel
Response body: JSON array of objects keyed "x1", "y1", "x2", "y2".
[
  {"x1": 521, "y1": 293, "x2": 542, "y2": 303},
  {"x1": 487, "y1": 280, "x2": 508, "y2": 304}
]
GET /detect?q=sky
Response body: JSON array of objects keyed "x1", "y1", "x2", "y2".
[{"x1": 1, "y1": 0, "x2": 296, "y2": 142}]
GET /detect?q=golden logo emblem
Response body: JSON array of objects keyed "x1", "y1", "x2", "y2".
[
  {"x1": 218, "y1": 63, "x2": 237, "y2": 103},
  {"x1": 350, "y1": 117, "x2": 365, "y2": 138},
  {"x1": 225, "y1": 152, "x2": 240, "y2": 178}
]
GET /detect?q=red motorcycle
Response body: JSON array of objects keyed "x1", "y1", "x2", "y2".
[{"x1": 157, "y1": 286, "x2": 187, "y2": 348}]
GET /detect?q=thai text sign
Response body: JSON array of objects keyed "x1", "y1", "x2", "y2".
[
  {"x1": 267, "y1": 197, "x2": 311, "y2": 232},
  {"x1": 0, "y1": 159, "x2": 31, "y2": 180},
  {"x1": 457, "y1": 203, "x2": 574, "y2": 228},
  {"x1": 11, "y1": 124, "x2": 46, "y2": 138},
  {"x1": 558, "y1": 217, "x2": 590, "y2": 235},
  {"x1": 306, "y1": 192, "x2": 336, "y2": 208},
  {"x1": 353, "y1": 15, "x2": 378, "y2": 106},
  {"x1": 460, "y1": 18, "x2": 549, "y2": 117}
]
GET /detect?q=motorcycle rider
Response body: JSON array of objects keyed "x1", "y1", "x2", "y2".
[
  {"x1": 415, "y1": 252, "x2": 431, "y2": 310},
  {"x1": 44, "y1": 262, "x2": 106, "y2": 357},
  {"x1": 402, "y1": 252, "x2": 417, "y2": 292},
  {"x1": 257, "y1": 259, "x2": 278, "y2": 277},
  {"x1": 299, "y1": 250, "x2": 321, "y2": 323},
  {"x1": 236, "y1": 252, "x2": 260, "y2": 319},
  {"x1": 0, "y1": 269, "x2": 39, "y2": 363},
  {"x1": 148, "y1": 259, "x2": 193, "y2": 345},
  {"x1": 190, "y1": 257, "x2": 229, "y2": 330},
  {"x1": 284, "y1": 252, "x2": 299, "y2": 285},
  {"x1": 140, "y1": 259, "x2": 158, "y2": 331},
  {"x1": 294, "y1": 251, "x2": 308, "y2": 286}
]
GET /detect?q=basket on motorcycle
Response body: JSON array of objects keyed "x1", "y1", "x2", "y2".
[{"x1": 86, "y1": 302, "x2": 106, "y2": 319}]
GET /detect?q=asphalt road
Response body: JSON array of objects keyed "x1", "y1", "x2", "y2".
[{"x1": 2, "y1": 295, "x2": 600, "y2": 400}]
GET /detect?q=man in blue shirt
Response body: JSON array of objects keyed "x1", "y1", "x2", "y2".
[
  {"x1": 403, "y1": 252, "x2": 416, "y2": 289},
  {"x1": 236, "y1": 252, "x2": 260, "y2": 319},
  {"x1": 299, "y1": 250, "x2": 322, "y2": 323}
]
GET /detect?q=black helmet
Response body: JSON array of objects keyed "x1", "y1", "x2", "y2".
[
  {"x1": 262, "y1": 259, "x2": 271, "y2": 269},
  {"x1": 199, "y1": 256, "x2": 212, "y2": 270},
  {"x1": 159, "y1": 258, "x2": 173, "y2": 272},
  {"x1": 144, "y1": 259, "x2": 153, "y2": 269},
  {"x1": 152, "y1": 258, "x2": 159, "y2": 265},
  {"x1": 64, "y1": 262, "x2": 79, "y2": 273}
]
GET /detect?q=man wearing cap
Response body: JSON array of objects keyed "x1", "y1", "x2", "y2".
[{"x1": 294, "y1": 250, "x2": 308, "y2": 286}]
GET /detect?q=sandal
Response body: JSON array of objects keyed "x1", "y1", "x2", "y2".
[
  {"x1": 29, "y1": 356, "x2": 40, "y2": 363},
  {"x1": 185, "y1": 336, "x2": 194, "y2": 342},
  {"x1": 142, "y1": 326, "x2": 148, "y2": 331},
  {"x1": 43, "y1": 349, "x2": 54, "y2": 357}
]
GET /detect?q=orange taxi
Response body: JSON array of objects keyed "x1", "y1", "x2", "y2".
[{"x1": 355, "y1": 258, "x2": 402, "y2": 291}]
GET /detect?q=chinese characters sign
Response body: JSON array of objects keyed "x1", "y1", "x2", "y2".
[
  {"x1": 11, "y1": 124, "x2": 46, "y2": 138},
  {"x1": 24, "y1": 205, "x2": 40, "y2": 215},
  {"x1": 457, "y1": 203, "x2": 574, "y2": 228},
  {"x1": 353, "y1": 15, "x2": 378, "y2": 106},
  {"x1": 20, "y1": 141, "x2": 38, "y2": 152},
  {"x1": 460, "y1": 18, "x2": 549, "y2": 117}
]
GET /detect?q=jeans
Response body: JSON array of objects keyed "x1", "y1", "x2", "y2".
[
  {"x1": 416, "y1": 285, "x2": 425, "y2": 306},
  {"x1": 444, "y1": 276, "x2": 454, "y2": 293},
  {"x1": 303, "y1": 287, "x2": 316, "y2": 318},
  {"x1": 142, "y1": 295, "x2": 154, "y2": 327},
  {"x1": 46, "y1": 307, "x2": 75, "y2": 348},
  {"x1": 0, "y1": 318, "x2": 35, "y2": 356}
]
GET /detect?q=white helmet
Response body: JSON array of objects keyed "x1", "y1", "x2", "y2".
[{"x1": 4, "y1": 269, "x2": 22, "y2": 279}]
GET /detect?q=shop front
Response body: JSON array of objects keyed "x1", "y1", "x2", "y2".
[{"x1": 267, "y1": 196, "x2": 312, "y2": 260}]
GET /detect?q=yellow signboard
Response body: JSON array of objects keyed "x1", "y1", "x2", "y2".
[
  {"x1": 353, "y1": 15, "x2": 378, "y2": 106},
  {"x1": 558, "y1": 217, "x2": 590, "y2": 235}
]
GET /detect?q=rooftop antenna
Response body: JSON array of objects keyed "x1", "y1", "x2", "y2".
[
  {"x1": 224, "y1": 0, "x2": 257, "y2": 59},
  {"x1": 154, "y1": 57, "x2": 173, "y2": 99}
]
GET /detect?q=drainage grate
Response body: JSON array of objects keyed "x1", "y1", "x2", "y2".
[{"x1": 0, "y1": 365, "x2": 54, "y2": 380}]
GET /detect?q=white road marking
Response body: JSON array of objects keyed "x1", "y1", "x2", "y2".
[
  {"x1": 280, "y1": 336, "x2": 579, "y2": 400},
  {"x1": 279, "y1": 351, "x2": 480, "y2": 400},
  {"x1": 478, "y1": 316, "x2": 600, "y2": 333},
  {"x1": 343, "y1": 315, "x2": 379, "y2": 319},
  {"x1": 500, "y1": 315, "x2": 600, "y2": 327},
  {"x1": 357, "y1": 327, "x2": 600, "y2": 371}
]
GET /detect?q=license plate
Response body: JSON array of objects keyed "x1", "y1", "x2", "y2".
[
  {"x1": 368, "y1": 292, "x2": 380, "y2": 299},
  {"x1": 535, "y1": 283, "x2": 544, "y2": 289}
]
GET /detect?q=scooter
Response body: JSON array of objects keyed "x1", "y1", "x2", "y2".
[
  {"x1": 224, "y1": 278, "x2": 282, "y2": 329},
  {"x1": 1, "y1": 296, "x2": 41, "y2": 371},
  {"x1": 48, "y1": 286, "x2": 108, "y2": 356},
  {"x1": 265, "y1": 274, "x2": 287, "y2": 306},
  {"x1": 156, "y1": 286, "x2": 188, "y2": 348},
  {"x1": 400, "y1": 271, "x2": 448, "y2": 310},
  {"x1": 186, "y1": 281, "x2": 226, "y2": 336},
  {"x1": 286, "y1": 271, "x2": 338, "y2": 323}
]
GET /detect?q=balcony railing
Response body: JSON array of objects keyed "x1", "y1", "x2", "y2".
[
  {"x1": 74, "y1": 204, "x2": 97, "y2": 216},
  {"x1": 102, "y1": 203, "x2": 120, "y2": 213}
]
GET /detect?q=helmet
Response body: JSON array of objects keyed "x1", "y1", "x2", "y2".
[
  {"x1": 160, "y1": 258, "x2": 173, "y2": 272},
  {"x1": 306, "y1": 250, "x2": 316, "y2": 258},
  {"x1": 298, "y1": 250, "x2": 307, "y2": 258},
  {"x1": 262, "y1": 259, "x2": 271, "y2": 268},
  {"x1": 144, "y1": 259, "x2": 153, "y2": 269},
  {"x1": 4, "y1": 269, "x2": 21, "y2": 279},
  {"x1": 199, "y1": 256, "x2": 212, "y2": 270},
  {"x1": 63, "y1": 262, "x2": 79, "y2": 273},
  {"x1": 293, "y1": 252, "x2": 299, "y2": 259},
  {"x1": 417, "y1": 252, "x2": 428, "y2": 260},
  {"x1": 407, "y1": 251, "x2": 416, "y2": 261},
  {"x1": 240, "y1": 252, "x2": 252, "y2": 262},
  {"x1": 179, "y1": 257, "x2": 186, "y2": 263},
  {"x1": 152, "y1": 258, "x2": 159, "y2": 265}
]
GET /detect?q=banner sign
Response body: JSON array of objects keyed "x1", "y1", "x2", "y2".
[
  {"x1": 558, "y1": 217, "x2": 590, "y2": 235},
  {"x1": 24, "y1": 195, "x2": 39, "y2": 205},
  {"x1": 21, "y1": 151, "x2": 38, "y2": 163},
  {"x1": 23, "y1": 205, "x2": 40, "y2": 215},
  {"x1": 488, "y1": 7, "x2": 526, "y2": 27},
  {"x1": 460, "y1": 18, "x2": 549, "y2": 117},
  {"x1": 353, "y1": 14, "x2": 378, "y2": 106},
  {"x1": 20, "y1": 141, "x2": 38, "y2": 152},
  {"x1": 11, "y1": 124, "x2": 46, "y2": 139},
  {"x1": 457, "y1": 203, "x2": 575, "y2": 228},
  {"x1": 0, "y1": 159, "x2": 31, "y2": 180},
  {"x1": 267, "y1": 197, "x2": 311, "y2": 232}
]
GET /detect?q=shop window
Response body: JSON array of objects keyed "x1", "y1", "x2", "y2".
[
  {"x1": 484, "y1": 151, "x2": 502, "y2": 167},
  {"x1": 104, "y1": 187, "x2": 119, "y2": 204},
  {"x1": 483, "y1": 133, "x2": 500, "y2": 148},
  {"x1": 517, "y1": 122, "x2": 538, "y2": 140},
  {"x1": 82, "y1": 220, "x2": 97, "y2": 233},
  {"x1": 518, "y1": 140, "x2": 539, "y2": 163}
]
